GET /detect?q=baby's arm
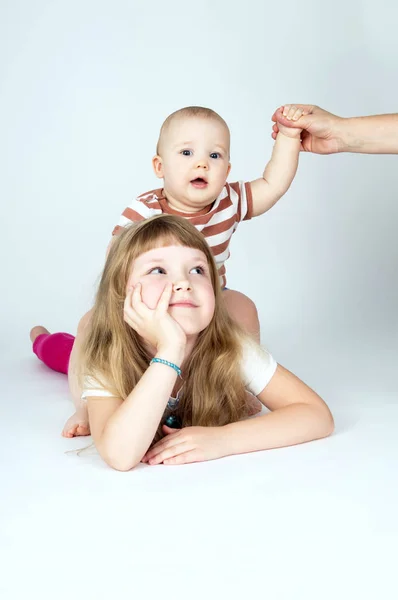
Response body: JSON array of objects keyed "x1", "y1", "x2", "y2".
[{"x1": 250, "y1": 107, "x2": 303, "y2": 217}]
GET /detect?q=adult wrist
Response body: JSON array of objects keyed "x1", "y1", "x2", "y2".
[{"x1": 337, "y1": 117, "x2": 356, "y2": 153}]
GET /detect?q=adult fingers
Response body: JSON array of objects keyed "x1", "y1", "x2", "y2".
[{"x1": 271, "y1": 106, "x2": 283, "y2": 122}]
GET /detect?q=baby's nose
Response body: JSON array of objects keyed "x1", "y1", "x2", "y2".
[{"x1": 196, "y1": 157, "x2": 208, "y2": 169}]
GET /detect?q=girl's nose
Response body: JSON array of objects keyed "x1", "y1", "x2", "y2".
[{"x1": 173, "y1": 279, "x2": 191, "y2": 292}]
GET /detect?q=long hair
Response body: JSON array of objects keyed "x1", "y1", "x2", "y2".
[{"x1": 80, "y1": 215, "x2": 250, "y2": 444}]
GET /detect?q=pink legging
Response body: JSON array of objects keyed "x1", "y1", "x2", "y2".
[{"x1": 33, "y1": 332, "x2": 75, "y2": 375}]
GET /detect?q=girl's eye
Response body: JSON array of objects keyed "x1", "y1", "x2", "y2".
[
  {"x1": 190, "y1": 266, "x2": 205, "y2": 275},
  {"x1": 149, "y1": 267, "x2": 166, "y2": 275},
  {"x1": 181, "y1": 150, "x2": 193, "y2": 156},
  {"x1": 210, "y1": 152, "x2": 221, "y2": 159}
]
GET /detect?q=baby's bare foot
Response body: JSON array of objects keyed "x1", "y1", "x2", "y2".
[
  {"x1": 62, "y1": 408, "x2": 90, "y2": 438},
  {"x1": 30, "y1": 325, "x2": 50, "y2": 343}
]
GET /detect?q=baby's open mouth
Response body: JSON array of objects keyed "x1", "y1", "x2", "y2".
[{"x1": 191, "y1": 178, "x2": 208, "y2": 187}]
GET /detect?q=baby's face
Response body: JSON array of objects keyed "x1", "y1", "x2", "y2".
[{"x1": 153, "y1": 116, "x2": 231, "y2": 212}]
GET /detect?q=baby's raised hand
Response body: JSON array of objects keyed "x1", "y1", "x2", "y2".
[{"x1": 273, "y1": 105, "x2": 305, "y2": 139}]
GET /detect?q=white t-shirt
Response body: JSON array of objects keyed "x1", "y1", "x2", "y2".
[{"x1": 81, "y1": 340, "x2": 277, "y2": 400}]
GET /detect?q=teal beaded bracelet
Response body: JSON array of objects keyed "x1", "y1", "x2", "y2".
[{"x1": 150, "y1": 357, "x2": 182, "y2": 377}]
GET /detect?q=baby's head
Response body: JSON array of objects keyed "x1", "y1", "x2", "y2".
[{"x1": 152, "y1": 106, "x2": 231, "y2": 212}]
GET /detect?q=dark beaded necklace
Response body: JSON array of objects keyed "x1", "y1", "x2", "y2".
[
  {"x1": 164, "y1": 383, "x2": 183, "y2": 429},
  {"x1": 164, "y1": 414, "x2": 182, "y2": 429}
]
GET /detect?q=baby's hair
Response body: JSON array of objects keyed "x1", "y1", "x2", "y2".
[
  {"x1": 79, "y1": 214, "x2": 251, "y2": 447},
  {"x1": 156, "y1": 106, "x2": 230, "y2": 155}
]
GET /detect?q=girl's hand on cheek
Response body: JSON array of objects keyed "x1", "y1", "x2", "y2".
[{"x1": 123, "y1": 282, "x2": 186, "y2": 353}]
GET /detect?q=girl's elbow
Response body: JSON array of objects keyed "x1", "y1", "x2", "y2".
[
  {"x1": 105, "y1": 454, "x2": 141, "y2": 472},
  {"x1": 318, "y1": 405, "x2": 335, "y2": 438},
  {"x1": 98, "y1": 441, "x2": 143, "y2": 471},
  {"x1": 326, "y1": 413, "x2": 335, "y2": 436},
  {"x1": 110, "y1": 461, "x2": 137, "y2": 472}
]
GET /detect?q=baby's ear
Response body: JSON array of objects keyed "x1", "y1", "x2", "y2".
[
  {"x1": 152, "y1": 155, "x2": 164, "y2": 179},
  {"x1": 226, "y1": 162, "x2": 231, "y2": 179}
]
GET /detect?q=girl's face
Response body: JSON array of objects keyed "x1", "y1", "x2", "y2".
[{"x1": 127, "y1": 244, "x2": 216, "y2": 337}]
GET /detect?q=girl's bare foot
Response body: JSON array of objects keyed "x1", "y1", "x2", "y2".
[
  {"x1": 62, "y1": 407, "x2": 91, "y2": 438},
  {"x1": 30, "y1": 325, "x2": 50, "y2": 343}
]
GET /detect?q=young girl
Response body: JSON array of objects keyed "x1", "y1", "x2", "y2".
[{"x1": 73, "y1": 214, "x2": 333, "y2": 470}]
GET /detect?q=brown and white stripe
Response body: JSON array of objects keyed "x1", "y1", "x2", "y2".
[{"x1": 112, "y1": 181, "x2": 253, "y2": 287}]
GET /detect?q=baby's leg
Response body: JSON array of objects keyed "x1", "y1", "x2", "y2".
[
  {"x1": 222, "y1": 289, "x2": 260, "y2": 343},
  {"x1": 222, "y1": 289, "x2": 262, "y2": 415}
]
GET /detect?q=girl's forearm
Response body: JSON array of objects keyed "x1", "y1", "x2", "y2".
[
  {"x1": 100, "y1": 350, "x2": 184, "y2": 470},
  {"x1": 220, "y1": 403, "x2": 334, "y2": 457},
  {"x1": 341, "y1": 114, "x2": 398, "y2": 154}
]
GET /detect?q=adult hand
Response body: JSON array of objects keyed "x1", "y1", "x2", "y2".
[
  {"x1": 141, "y1": 425, "x2": 226, "y2": 465},
  {"x1": 124, "y1": 282, "x2": 186, "y2": 353},
  {"x1": 272, "y1": 104, "x2": 344, "y2": 154}
]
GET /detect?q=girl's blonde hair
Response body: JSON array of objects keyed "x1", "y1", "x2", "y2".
[{"x1": 80, "y1": 214, "x2": 250, "y2": 444}]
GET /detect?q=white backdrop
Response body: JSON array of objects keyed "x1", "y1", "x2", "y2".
[
  {"x1": 1, "y1": 2, "x2": 398, "y2": 598},
  {"x1": 2, "y1": 0, "x2": 397, "y2": 387}
]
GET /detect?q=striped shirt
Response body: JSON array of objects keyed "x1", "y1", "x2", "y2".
[{"x1": 113, "y1": 181, "x2": 253, "y2": 287}]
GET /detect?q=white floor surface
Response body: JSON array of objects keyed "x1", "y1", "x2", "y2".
[{"x1": 1, "y1": 340, "x2": 397, "y2": 600}]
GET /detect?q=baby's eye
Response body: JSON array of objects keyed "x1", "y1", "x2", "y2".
[
  {"x1": 210, "y1": 152, "x2": 221, "y2": 159},
  {"x1": 149, "y1": 267, "x2": 166, "y2": 275},
  {"x1": 190, "y1": 266, "x2": 205, "y2": 275},
  {"x1": 181, "y1": 150, "x2": 193, "y2": 156}
]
